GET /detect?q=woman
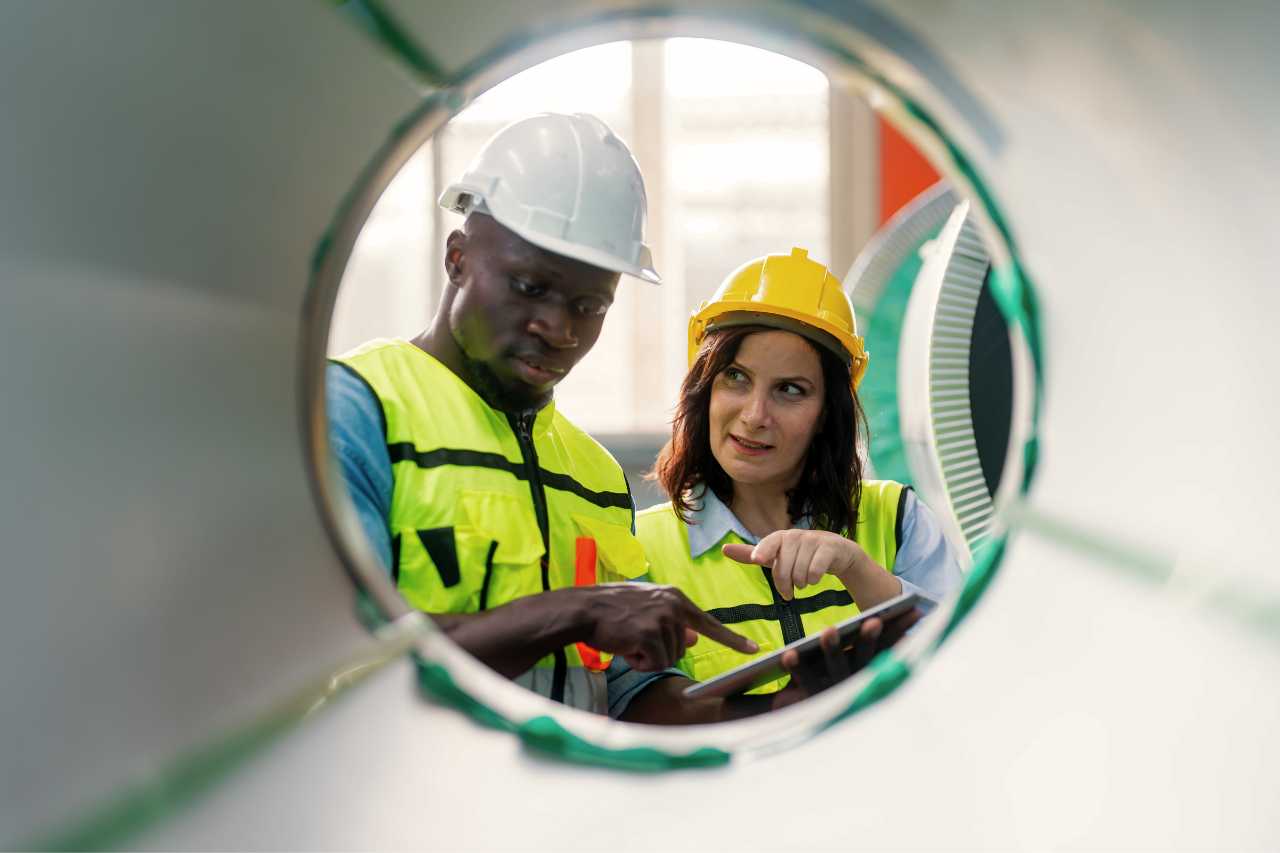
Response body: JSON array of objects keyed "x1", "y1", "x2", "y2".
[{"x1": 634, "y1": 247, "x2": 962, "y2": 700}]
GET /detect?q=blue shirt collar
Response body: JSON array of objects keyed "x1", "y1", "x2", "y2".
[{"x1": 684, "y1": 485, "x2": 811, "y2": 558}]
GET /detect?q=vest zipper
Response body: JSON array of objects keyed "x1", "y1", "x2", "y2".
[{"x1": 509, "y1": 410, "x2": 568, "y2": 704}]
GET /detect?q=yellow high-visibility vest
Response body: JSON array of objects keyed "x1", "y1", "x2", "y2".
[
  {"x1": 334, "y1": 339, "x2": 647, "y2": 711},
  {"x1": 635, "y1": 480, "x2": 906, "y2": 694}
]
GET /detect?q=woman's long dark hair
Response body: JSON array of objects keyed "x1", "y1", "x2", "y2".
[{"x1": 652, "y1": 325, "x2": 868, "y2": 535}]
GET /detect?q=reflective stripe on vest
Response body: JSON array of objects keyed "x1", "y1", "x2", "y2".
[
  {"x1": 333, "y1": 339, "x2": 646, "y2": 712},
  {"x1": 635, "y1": 481, "x2": 907, "y2": 694}
]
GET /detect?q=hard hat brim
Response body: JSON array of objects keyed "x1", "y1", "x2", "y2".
[
  {"x1": 704, "y1": 311, "x2": 852, "y2": 367},
  {"x1": 439, "y1": 185, "x2": 661, "y2": 285},
  {"x1": 509, "y1": 225, "x2": 662, "y2": 285},
  {"x1": 689, "y1": 305, "x2": 870, "y2": 390}
]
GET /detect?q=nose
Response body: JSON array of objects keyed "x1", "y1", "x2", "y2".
[
  {"x1": 527, "y1": 302, "x2": 577, "y2": 349},
  {"x1": 738, "y1": 388, "x2": 771, "y2": 431}
]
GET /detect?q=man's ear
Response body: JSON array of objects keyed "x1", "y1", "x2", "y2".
[{"x1": 444, "y1": 229, "x2": 466, "y2": 286}]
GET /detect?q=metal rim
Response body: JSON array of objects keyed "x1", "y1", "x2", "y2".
[{"x1": 301, "y1": 4, "x2": 1044, "y2": 767}]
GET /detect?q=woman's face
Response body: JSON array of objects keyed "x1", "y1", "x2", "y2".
[{"x1": 708, "y1": 329, "x2": 826, "y2": 492}]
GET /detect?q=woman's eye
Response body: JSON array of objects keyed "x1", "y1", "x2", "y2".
[
  {"x1": 778, "y1": 382, "x2": 806, "y2": 398},
  {"x1": 723, "y1": 367, "x2": 745, "y2": 383}
]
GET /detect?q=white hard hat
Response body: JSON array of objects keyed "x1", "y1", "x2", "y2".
[{"x1": 439, "y1": 112, "x2": 661, "y2": 284}]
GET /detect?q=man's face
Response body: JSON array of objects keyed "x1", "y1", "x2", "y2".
[{"x1": 446, "y1": 214, "x2": 621, "y2": 412}]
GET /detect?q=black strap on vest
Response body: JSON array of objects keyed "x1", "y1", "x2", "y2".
[
  {"x1": 387, "y1": 443, "x2": 632, "y2": 511},
  {"x1": 761, "y1": 567, "x2": 806, "y2": 645},
  {"x1": 706, "y1": 588, "x2": 855, "y2": 627},
  {"x1": 478, "y1": 540, "x2": 498, "y2": 611},
  {"x1": 895, "y1": 485, "x2": 913, "y2": 551}
]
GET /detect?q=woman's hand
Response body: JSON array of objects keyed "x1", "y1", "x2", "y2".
[
  {"x1": 768, "y1": 609, "x2": 923, "y2": 708},
  {"x1": 723, "y1": 529, "x2": 859, "y2": 599},
  {"x1": 722, "y1": 529, "x2": 902, "y2": 607}
]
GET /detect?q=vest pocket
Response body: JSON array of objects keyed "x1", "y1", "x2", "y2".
[
  {"x1": 395, "y1": 526, "x2": 473, "y2": 614},
  {"x1": 455, "y1": 490, "x2": 545, "y2": 610},
  {"x1": 569, "y1": 514, "x2": 649, "y2": 583}
]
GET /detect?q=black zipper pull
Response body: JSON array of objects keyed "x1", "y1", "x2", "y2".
[{"x1": 515, "y1": 410, "x2": 534, "y2": 442}]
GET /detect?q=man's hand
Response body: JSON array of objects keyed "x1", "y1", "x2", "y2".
[
  {"x1": 768, "y1": 608, "x2": 922, "y2": 709},
  {"x1": 433, "y1": 583, "x2": 756, "y2": 679},
  {"x1": 573, "y1": 582, "x2": 758, "y2": 671}
]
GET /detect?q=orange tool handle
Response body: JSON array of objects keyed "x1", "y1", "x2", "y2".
[{"x1": 574, "y1": 536, "x2": 608, "y2": 671}]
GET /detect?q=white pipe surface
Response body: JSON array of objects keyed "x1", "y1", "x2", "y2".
[{"x1": 2, "y1": 1, "x2": 1277, "y2": 848}]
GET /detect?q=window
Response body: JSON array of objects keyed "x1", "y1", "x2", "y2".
[{"x1": 329, "y1": 39, "x2": 859, "y2": 440}]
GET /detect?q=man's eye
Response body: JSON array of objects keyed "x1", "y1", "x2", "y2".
[
  {"x1": 574, "y1": 300, "x2": 609, "y2": 317},
  {"x1": 510, "y1": 277, "x2": 544, "y2": 297}
]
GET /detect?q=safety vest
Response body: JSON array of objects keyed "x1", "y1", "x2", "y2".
[
  {"x1": 635, "y1": 481, "x2": 906, "y2": 694},
  {"x1": 333, "y1": 339, "x2": 647, "y2": 712}
]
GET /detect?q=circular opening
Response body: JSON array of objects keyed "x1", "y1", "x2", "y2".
[{"x1": 304, "y1": 13, "x2": 1041, "y2": 767}]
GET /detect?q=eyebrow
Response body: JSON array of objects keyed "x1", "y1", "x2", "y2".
[
  {"x1": 509, "y1": 263, "x2": 615, "y2": 305},
  {"x1": 507, "y1": 259, "x2": 564, "y2": 282},
  {"x1": 727, "y1": 362, "x2": 814, "y2": 386}
]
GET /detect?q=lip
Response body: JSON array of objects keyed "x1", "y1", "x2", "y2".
[
  {"x1": 728, "y1": 433, "x2": 773, "y2": 456},
  {"x1": 510, "y1": 355, "x2": 565, "y2": 387}
]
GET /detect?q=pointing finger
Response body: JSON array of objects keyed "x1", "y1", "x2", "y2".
[
  {"x1": 681, "y1": 601, "x2": 759, "y2": 654},
  {"x1": 721, "y1": 542, "x2": 760, "y2": 565}
]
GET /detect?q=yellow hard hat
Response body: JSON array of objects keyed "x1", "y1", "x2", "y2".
[{"x1": 687, "y1": 247, "x2": 869, "y2": 389}]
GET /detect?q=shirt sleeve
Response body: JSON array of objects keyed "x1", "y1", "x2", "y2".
[
  {"x1": 892, "y1": 489, "x2": 964, "y2": 611},
  {"x1": 605, "y1": 657, "x2": 684, "y2": 719},
  {"x1": 326, "y1": 362, "x2": 394, "y2": 574}
]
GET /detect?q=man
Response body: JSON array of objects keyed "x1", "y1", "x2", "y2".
[{"x1": 328, "y1": 113, "x2": 756, "y2": 715}]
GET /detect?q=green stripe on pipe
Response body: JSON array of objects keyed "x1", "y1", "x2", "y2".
[{"x1": 330, "y1": 0, "x2": 451, "y2": 87}]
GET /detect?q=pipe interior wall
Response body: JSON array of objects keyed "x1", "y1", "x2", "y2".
[{"x1": 3, "y1": 0, "x2": 1277, "y2": 847}]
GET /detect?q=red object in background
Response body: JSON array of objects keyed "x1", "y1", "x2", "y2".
[
  {"x1": 574, "y1": 537, "x2": 608, "y2": 671},
  {"x1": 879, "y1": 116, "x2": 940, "y2": 224}
]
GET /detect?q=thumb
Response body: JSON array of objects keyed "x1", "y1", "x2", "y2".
[
  {"x1": 684, "y1": 628, "x2": 699, "y2": 648},
  {"x1": 722, "y1": 542, "x2": 762, "y2": 565}
]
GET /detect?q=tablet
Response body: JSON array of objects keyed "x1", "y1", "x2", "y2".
[{"x1": 682, "y1": 590, "x2": 922, "y2": 699}]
